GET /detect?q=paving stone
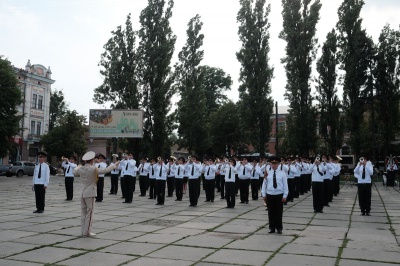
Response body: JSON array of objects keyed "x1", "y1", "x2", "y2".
[
  {"x1": 311, "y1": 218, "x2": 349, "y2": 227},
  {"x1": 339, "y1": 259, "x2": 400, "y2": 266},
  {"x1": 213, "y1": 224, "x2": 258, "y2": 234},
  {"x1": 0, "y1": 230, "x2": 38, "y2": 242},
  {"x1": 129, "y1": 232, "x2": 186, "y2": 244},
  {"x1": 17, "y1": 223, "x2": 68, "y2": 233},
  {"x1": 267, "y1": 253, "x2": 336, "y2": 266},
  {"x1": 56, "y1": 237, "x2": 118, "y2": 250},
  {"x1": 125, "y1": 257, "x2": 192, "y2": 266},
  {"x1": 160, "y1": 227, "x2": 205, "y2": 235},
  {"x1": 0, "y1": 221, "x2": 34, "y2": 230},
  {"x1": 176, "y1": 221, "x2": 220, "y2": 230},
  {"x1": 100, "y1": 242, "x2": 164, "y2": 256},
  {"x1": 0, "y1": 241, "x2": 38, "y2": 257},
  {"x1": 281, "y1": 243, "x2": 339, "y2": 257},
  {"x1": 0, "y1": 259, "x2": 40, "y2": 266},
  {"x1": 175, "y1": 233, "x2": 233, "y2": 248},
  {"x1": 95, "y1": 230, "x2": 144, "y2": 241},
  {"x1": 148, "y1": 245, "x2": 214, "y2": 261},
  {"x1": 7, "y1": 246, "x2": 83, "y2": 264},
  {"x1": 292, "y1": 236, "x2": 343, "y2": 247},
  {"x1": 60, "y1": 251, "x2": 134, "y2": 266},
  {"x1": 226, "y1": 234, "x2": 293, "y2": 252},
  {"x1": 299, "y1": 226, "x2": 347, "y2": 239},
  {"x1": 10, "y1": 233, "x2": 76, "y2": 245},
  {"x1": 117, "y1": 224, "x2": 165, "y2": 232},
  {"x1": 203, "y1": 249, "x2": 271, "y2": 266},
  {"x1": 341, "y1": 248, "x2": 400, "y2": 263}
]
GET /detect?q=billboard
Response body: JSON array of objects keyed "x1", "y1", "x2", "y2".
[{"x1": 89, "y1": 109, "x2": 143, "y2": 138}]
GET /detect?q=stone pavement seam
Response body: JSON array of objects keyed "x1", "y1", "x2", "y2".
[
  {"x1": 262, "y1": 234, "x2": 299, "y2": 265},
  {"x1": 374, "y1": 183, "x2": 400, "y2": 245}
]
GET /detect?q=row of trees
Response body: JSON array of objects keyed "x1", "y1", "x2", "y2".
[{"x1": 93, "y1": 0, "x2": 400, "y2": 160}]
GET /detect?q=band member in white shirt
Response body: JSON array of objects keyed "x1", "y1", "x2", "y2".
[
  {"x1": 309, "y1": 156, "x2": 326, "y2": 213},
  {"x1": 62, "y1": 155, "x2": 77, "y2": 201},
  {"x1": 138, "y1": 157, "x2": 150, "y2": 197},
  {"x1": 354, "y1": 156, "x2": 373, "y2": 216},
  {"x1": 94, "y1": 154, "x2": 107, "y2": 202},
  {"x1": 123, "y1": 152, "x2": 137, "y2": 203},
  {"x1": 154, "y1": 158, "x2": 169, "y2": 205},
  {"x1": 32, "y1": 152, "x2": 50, "y2": 213},
  {"x1": 118, "y1": 153, "x2": 128, "y2": 199},
  {"x1": 174, "y1": 157, "x2": 186, "y2": 201},
  {"x1": 203, "y1": 158, "x2": 217, "y2": 202},
  {"x1": 237, "y1": 157, "x2": 252, "y2": 204},
  {"x1": 148, "y1": 158, "x2": 157, "y2": 199},
  {"x1": 185, "y1": 156, "x2": 202, "y2": 207},
  {"x1": 262, "y1": 156, "x2": 288, "y2": 234},
  {"x1": 223, "y1": 158, "x2": 238, "y2": 208},
  {"x1": 250, "y1": 159, "x2": 261, "y2": 200},
  {"x1": 166, "y1": 158, "x2": 175, "y2": 197},
  {"x1": 109, "y1": 154, "x2": 120, "y2": 195}
]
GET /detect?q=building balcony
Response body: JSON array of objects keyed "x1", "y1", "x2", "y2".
[{"x1": 27, "y1": 134, "x2": 41, "y2": 142}]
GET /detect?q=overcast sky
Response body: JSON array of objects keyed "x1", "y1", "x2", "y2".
[{"x1": 1, "y1": 0, "x2": 399, "y2": 118}]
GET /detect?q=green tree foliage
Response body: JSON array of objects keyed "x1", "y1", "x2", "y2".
[
  {"x1": 280, "y1": 0, "x2": 321, "y2": 156},
  {"x1": 41, "y1": 110, "x2": 87, "y2": 159},
  {"x1": 175, "y1": 14, "x2": 208, "y2": 156},
  {"x1": 374, "y1": 24, "x2": 400, "y2": 157},
  {"x1": 200, "y1": 65, "x2": 232, "y2": 116},
  {"x1": 236, "y1": 0, "x2": 274, "y2": 155},
  {"x1": 336, "y1": 0, "x2": 375, "y2": 157},
  {"x1": 94, "y1": 14, "x2": 139, "y2": 110},
  {"x1": 137, "y1": 0, "x2": 176, "y2": 157},
  {"x1": 315, "y1": 30, "x2": 344, "y2": 156},
  {"x1": 0, "y1": 57, "x2": 22, "y2": 158},
  {"x1": 49, "y1": 89, "x2": 67, "y2": 131},
  {"x1": 209, "y1": 101, "x2": 243, "y2": 156}
]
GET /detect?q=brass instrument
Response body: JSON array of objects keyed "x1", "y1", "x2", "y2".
[
  {"x1": 315, "y1": 156, "x2": 320, "y2": 163},
  {"x1": 170, "y1": 155, "x2": 177, "y2": 162},
  {"x1": 112, "y1": 154, "x2": 118, "y2": 163},
  {"x1": 157, "y1": 156, "x2": 162, "y2": 162},
  {"x1": 61, "y1": 156, "x2": 67, "y2": 161},
  {"x1": 224, "y1": 159, "x2": 229, "y2": 163},
  {"x1": 188, "y1": 156, "x2": 192, "y2": 161},
  {"x1": 359, "y1": 157, "x2": 365, "y2": 163},
  {"x1": 215, "y1": 158, "x2": 220, "y2": 163}
]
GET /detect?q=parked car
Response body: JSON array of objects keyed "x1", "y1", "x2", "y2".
[
  {"x1": 0, "y1": 164, "x2": 12, "y2": 176},
  {"x1": 6, "y1": 161, "x2": 35, "y2": 177},
  {"x1": 48, "y1": 164, "x2": 58, "y2": 176}
]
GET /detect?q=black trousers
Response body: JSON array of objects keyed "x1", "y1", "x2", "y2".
[
  {"x1": 149, "y1": 178, "x2": 156, "y2": 199},
  {"x1": 294, "y1": 177, "x2": 300, "y2": 197},
  {"x1": 34, "y1": 184, "x2": 45, "y2": 211},
  {"x1": 220, "y1": 177, "x2": 225, "y2": 198},
  {"x1": 267, "y1": 193, "x2": 284, "y2": 231},
  {"x1": 175, "y1": 178, "x2": 183, "y2": 200},
  {"x1": 96, "y1": 177, "x2": 104, "y2": 202},
  {"x1": 287, "y1": 178, "x2": 295, "y2": 202},
  {"x1": 120, "y1": 176, "x2": 126, "y2": 198},
  {"x1": 323, "y1": 179, "x2": 330, "y2": 205},
  {"x1": 312, "y1": 182, "x2": 324, "y2": 212},
  {"x1": 156, "y1": 180, "x2": 166, "y2": 204},
  {"x1": 189, "y1": 178, "x2": 199, "y2": 206},
  {"x1": 167, "y1": 176, "x2": 175, "y2": 196},
  {"x1": 204, "y1": 179, "x2": 215, "y2": 201},
  {"x1": 333, "y1": 175, "x2": 340, "y2": 195},
  {"x1": 308, "y1": 174, "x2": 312, "y2": 191},
  {"x1": 216, "y1": 174, "x2": 221, "y2": 192},
  {"x1": 124, "y1": 175, "x2": 135, "y2": 203},
  {"x1": 198, "y1": 176, "x2": 202, "y2": 197},
  {"x1": 65, "y1": 177, "x2": 74, "y2": 200},
  {"x1": 139, "y1": 175, "x2": 147, "y2": 196},
  {"x1": 259, "y1": 176, "x2": 264, "y2": 190},
  {"x1": 358, "y1": 183, "x2": 372, "y2": 214},
  {"x1": 235, "y1": 175, "x2": 240, "y2": 194},
  {"x1": 299, "y1": 174, "x2": 306, "y2": 194},
  {"x1": 251, "y1": 179, "x2": 259, "y2": 200},
  {"x1": 240, "y1": 179, "x2": 250, "y2": 203},
  {"x1": 132, "y1": 176, "x2": 136, "y2": 193},
  {"x1": 328, "y1": 179, "x2": 334, "y2": 202},
  {"x1": 110, "y1": 174, "x2": 118, "y2": 194},
  {"x1": 225, "y1": 182, "x2": 235, "y2": 208}
]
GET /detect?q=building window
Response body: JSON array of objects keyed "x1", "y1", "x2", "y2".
[
  {"x1": 32, "y1": 94, "x2": 37, "y2": 109},
  {"x1": 277, "y1": 122, "x2": 286, "y2": 133},
  {"x1": 38, "y1": 95, "x2": 43, "y2": 110},
  {"x1": 36, "y1": 122, "x2": 41, "y2": 135},
  {"x1": 30, "y1": 121, "x2": 36, "y2": 135}
]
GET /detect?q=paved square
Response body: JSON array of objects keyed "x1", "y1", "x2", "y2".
[{"x1": 0, "y1": 175, "x2": 399, "y2": 265}]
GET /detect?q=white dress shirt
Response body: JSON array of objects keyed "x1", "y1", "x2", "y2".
[
  {"x1": 62, "y1": 161, "x2": 77, "y2": 177},
  {"x1": 223, "y1": 165, "x2": 237, "y2": 182},
  {"x1": 33, "y1": 163, "x2": 50, "y2": 186},
  {"x1": 185, "y1": 162, "x2": 202, "y2": 179},
  {"x1": 138, "y1": 162, "x2": 151, "y2": 176},
  {"x1": 261, "y1": 169, "x2": 288, "y2": 198},
  {"x1": 174, "y1": 164, "x2": 185, "y2": 179},
  {"x1": 154, "y1": 163, "x2": 169, "y2": 180},
  {"x1": 204, "y1": 164, "x2": 217, "y2": 180},
  {"x1": 354, "y1": 162, "x2": 373, "y2": 184},
  {"x1": 95, "y1": 162, "x2": 107, "y2": 177},
  {"x1": 124, "y1": 159, "x2": 137, "y2": 176},
  {"x1": 309, "y1": 163, "x2": 327, "y2": 182}
]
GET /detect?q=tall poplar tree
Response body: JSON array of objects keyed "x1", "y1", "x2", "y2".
[
  {"x1": 336, "y1": 0, "x2": 374, "y2": 157},
  {"x1": 315, "y1": 30, "x2": 343, "y2": 156},
  {"x1": 137, "y1": 0, "x2": 176, "y2": 157},
  {"x1": 280, "y1": 0, "x2": 321, "y2": 156},
  {"x1": 374, "y1": 24, "x2": 400, "y2": 157},
  {"x1": 175, "y1": 14, "x2": 208, "y2": 156},
  {"x1": 236, "y1": 0, "x2": 274, "y2": 156},
  {"x1": 94, "y1": 14, "x2": 139, "y2": 110}
]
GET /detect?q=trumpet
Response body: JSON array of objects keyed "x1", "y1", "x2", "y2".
[
  {"x1": 359, "y1": 157, "x2": 365, "y2": 163},
  {"x1": 112, "y1": 154, "x2": 118, "y2": 162},
  {"x1": 315, "y1": 157, "x2": 320, "y2": 162},
  {"x1": 157, "y1": 156, "x2": 162, "y2": 162},
  {"x1": 170, "y1": 155, "x2": 177, "y2": 162},
  {"x1": 224, "y1": 159, "x2": 229, "y2": 163},
  {"x1": 61, "y1": 156, "x2": 68, "y2": 161},
  {"x1": 188, "y1": 156, "x2": 192, "y2": 160}
]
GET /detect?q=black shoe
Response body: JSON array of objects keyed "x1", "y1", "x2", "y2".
[
  {"x1": 211, "y1": 200, "x2": 214, "y2": 202},
  {"x1": 220, "y1": 197, "x2": 225, "y2": 199},
  {"x1": 123, "y1": 201, "x2": 130, "y2": 203},
  {"x1": 319, "y1": 210, "x2": 323, "y2": 213},
  {"x1": 361, "y1": 212, "x2": 365, "y2": 216},
  {"x1": 268, "y1": 229, "x2": 275, "y2": 234},
  {"x1": 166, "y1": 195, "x2": 173, "y2": 197},
  {"x1": 240, "y1": 201, "x2": 244, "y2": 203},
  {"x1": 33, "y1": 210, "x2": 39, "y2": 213},
  {"x1": 189, "y1": 205, "x2": 194, "y2": 207},
  {"x1": 226, "y1": 206, "x2": 231, "y2": 208},
  {"x1": 324, "y1": 204, "x2": 330, "y2": 207},
  {"x1": 108, "y1": 193, "x2": 114, "y2": 195},
  {"x1": 121, "y1": 196, "x2": 125, "y2": 198},
  {"x1": 148, "y1": 197, "x2": 152, "y2": 199},
  {"x1": 366, "y1": 212, "x2": 370, "y2": 216},
  {"x1": 283, "y1": 202, "x2": 287, "y2": 205},
  {"x1": 277, "y1": 230, "x2": 282, "y2": 234},
  {"x1": 314, "y1": 210, "x2": 318, "y2": 213}
]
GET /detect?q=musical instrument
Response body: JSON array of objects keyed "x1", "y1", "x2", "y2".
[
  {"x1": 112, "y1": 154, "x2": 118, "y2": 163},
  {"x1": 61, "y1": 156, "x2": 67, "y2": 161},
  {"x1": 359, "y1": 157, "x2": 365, "y2": 163}
]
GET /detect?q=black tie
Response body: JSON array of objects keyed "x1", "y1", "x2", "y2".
[
  {"x1": 242, "y1": 166, "x2": 245, "y2": 175},
  {"x1": 125, "y1": 163, "x2": 128, "y2": 171},
  {"x1": 252, "y1": 169, "x2": 255, "y2": 177},
  {"x1": 98, "y1": 165, "x2": 100, "y2": 168},
  {"x1": 229, "y1": 166, "x2": 232, "y2": 179},
  {"x1": 317, "y1": 165, "x2": 323, "y2": 176},
  {"x1": 152, "y1": 166, "x2": 154, "y2": 175},
  {"x1": 281, "y1": 164, "x2": 283, "y2": 170},
  {"x1": 141, "y1": 164, "x2": 144, "y2": 173},
  {"x1": 362, "y1": 166, "x2": 365, "y2": 179},
  {"x1": 38, "y1": 164, "x2": 41, "y2": 179},
  {"x1": 288, "y1": 166, "x2": 290, "y2": 175},
  {"x1": 159, "y1": 166, "x2": 162, "y2": 177},
  {"x1": 178, "y1": 167, "x2": 180, "y2": 175},
  {"x1": 273, "y1": 170, "x2": 277, "y2": 189},
  {"x1": 67, "y1": 166, "x2": 70, "y2": 174},
  {"x1": 191, "y1": 165, "x2": 194, "y2": 176}
]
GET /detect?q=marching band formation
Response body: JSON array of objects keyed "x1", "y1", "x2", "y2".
[{"x1": 33, "y1": 151, "x2": 374, "y2": 236}]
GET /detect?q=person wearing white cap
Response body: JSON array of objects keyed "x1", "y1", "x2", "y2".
[{"x1": 73, "y1": 151, "x2": 119, "y2": 237}]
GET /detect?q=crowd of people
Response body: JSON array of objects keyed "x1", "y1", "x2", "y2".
[{"x1": 31, "y1": 151, "x2": 374, "y2": 237}]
